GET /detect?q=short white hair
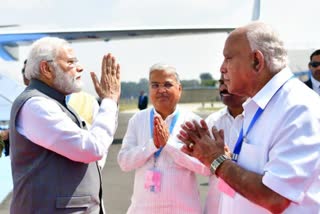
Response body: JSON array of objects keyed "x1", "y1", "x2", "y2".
[
  {"x1": 245, "y1": 21, "x2": 288, "y2": 73},
  {"x1": 25, "y1": 37, "x2": 69, "y2": 80},
  {"x1": 149, "y1": 63, "x2": 180, "y2": 83}
]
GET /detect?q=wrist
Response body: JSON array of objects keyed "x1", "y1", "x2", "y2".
[{"x1": 210, "y1": 154, "x2": 231, "y2": 176}]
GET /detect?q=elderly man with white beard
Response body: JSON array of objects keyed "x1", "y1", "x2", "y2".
[{"x1": 9, "y1": 37, "x2": 121, "y2": 214}]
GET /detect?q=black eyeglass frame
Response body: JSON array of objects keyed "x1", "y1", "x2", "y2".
[{"x1": 309, "y1": 61, "x2": 320, "y2": 68}]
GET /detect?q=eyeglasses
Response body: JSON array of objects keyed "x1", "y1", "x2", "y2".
[
  {"x1": 150, "y1": 82, "x2": 176, "y2": 90},
  {"x1": 47, "y1": 58, "x2": 79, "y2": 68},
  {"x1": 309, "y1": 61, "x2": 320, "y2": 68}
]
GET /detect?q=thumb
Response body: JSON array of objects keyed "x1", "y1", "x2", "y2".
[{"x1": 90, "y1": 72, "x2": 102, "y2": 95}]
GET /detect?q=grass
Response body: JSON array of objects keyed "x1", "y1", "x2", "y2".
[
  {"x1": 119, "y1": 99, "x2": 138, "y2": 111},
  {"x1": 192, "y1": 101, "x2": 224, "y2": 113},
  {"x1": 197, "y1": 106, "x2": 224, "y2": 112}
]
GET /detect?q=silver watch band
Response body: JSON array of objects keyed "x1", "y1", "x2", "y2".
[{"x1": 210, "y1": 154, "x2": 231, "y2": 175}]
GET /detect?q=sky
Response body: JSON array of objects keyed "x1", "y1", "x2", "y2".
[{"x1": 0, "y1": 0, "x2": 319, "y2": 94}]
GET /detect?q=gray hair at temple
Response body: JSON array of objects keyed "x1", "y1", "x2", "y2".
[
  {"x1": 149, "y1": 63, "x2": 180, "y2": 83},
  {"x1": 25, "y1": 37, "x2": 69, "y2": 81},
  {"x1": 245, "y1": 21, "x2": 288, "y2": 73}
]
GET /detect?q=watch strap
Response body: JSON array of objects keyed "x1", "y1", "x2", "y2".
[{"x1": 210, "y1": 154, "x2": 230, "y2": 175}]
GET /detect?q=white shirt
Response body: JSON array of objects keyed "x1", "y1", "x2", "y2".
[
  {"x1": 204, "y1": 107, "x2": 243, "y2": 214},
  {"x1": 117, "y1": 107, "x2": 210, "y2": 214},
  {"x1": 310, "y1": 75, "x2": 320, "y2": 95},
  {"x1": 220, "y1": 68, "x2": 320, "y2": 213},
  {"x1": 16, "y1": 97, "x2": 118, "y2": 167}
]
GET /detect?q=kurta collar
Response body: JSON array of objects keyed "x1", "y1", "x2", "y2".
[{"x1": 28, "y1": 79, "x2": 67, "y2": 106}]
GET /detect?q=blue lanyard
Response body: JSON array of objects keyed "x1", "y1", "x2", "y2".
[
  {"x1": 232, "y1": 75, "x2": 295, "y2": 162},
  {"x1": 150, "y1": 108, "x2": 179, "y2": 159},
  {"x1": 232, "y1": 107, "x2": 263, "y2": 162}
]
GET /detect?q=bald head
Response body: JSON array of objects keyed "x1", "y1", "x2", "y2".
[
  {"x1": 239, "y1": 21, "x2": 288, "y2": 73},
  {"x1": 220, "y1": 22, "x2": 288, "y2": 97}
]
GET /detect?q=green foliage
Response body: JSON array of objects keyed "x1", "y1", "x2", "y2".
[
  {"x1": 201, "y1": 79, "x2": 218, "y2": 87},
  {"x1": 180, "y1": 79, "x2": 200, "y2": 88},
  {"x1": 200, "y1": 73, "x2": 213, "y2": 81},
  {"x1": 120, "y1": 76, "x2": 218, "y2": 99},
  {"x1": 121, "y1": 78, "x2": 149, "y2": 99},
  {"x1": 121, "y1": 78, "x2": 205, "y2": 98},
  {"x1": 199, "y1": 73, "x2": 217, "y2": 87}
]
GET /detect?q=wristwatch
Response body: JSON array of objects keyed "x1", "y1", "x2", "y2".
[{"x1": 210, "y1": 154, "x2": 231, "y2": 175}]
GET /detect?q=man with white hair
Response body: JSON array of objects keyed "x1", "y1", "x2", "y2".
[
  {"x1": 178, "y1": 22, "x2": 320, "y2": 213},
  {"x1": 9, "y1": 37, "x2": 120, "y2": 214},
  {"x1": 118, "y1": 63, "x2": 209, "y2": 214}
]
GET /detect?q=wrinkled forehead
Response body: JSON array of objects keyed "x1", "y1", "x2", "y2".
[
  {"x1": 56, "y1": 45, "x2": 76, "y2": 60},
  {"x1": 224, "y1": 30, "x2": 251, "y2": 54},
  {"x1": 228, "y1": 28, "x2": 248, "y2": 45},
  {"x1": 149, "y1": 69, "x2": 178, "y2": 82}
]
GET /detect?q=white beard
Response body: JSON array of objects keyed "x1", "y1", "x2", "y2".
[{"x1": 52, "y1": 64, "x2": 82, "y2": 94}]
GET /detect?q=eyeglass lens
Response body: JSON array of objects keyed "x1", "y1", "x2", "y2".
[{"x1": 310, "y1": 61, "x2": 320, "y2": 68}]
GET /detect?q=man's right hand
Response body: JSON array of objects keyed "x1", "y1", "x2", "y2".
[
  {"x1": 90, "y1": 53, "x2": 121, "y2": 102},
  {"x1": 178, "y1": 120, "x2": 227, "y2": 168}
]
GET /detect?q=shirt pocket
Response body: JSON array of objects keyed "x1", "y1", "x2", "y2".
[{"x1": 238, "y1": 141, "x2": 266, "y2": 174}]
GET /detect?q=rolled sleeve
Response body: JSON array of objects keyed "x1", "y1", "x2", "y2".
[{"x1": 262, "y1": 133, "x2": 320, "y2": 203}]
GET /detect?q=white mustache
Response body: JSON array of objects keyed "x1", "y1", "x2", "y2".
[{"x1": 73, "y1": 73, "x2": 82, "y2": 80}]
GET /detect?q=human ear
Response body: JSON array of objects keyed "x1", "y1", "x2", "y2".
[
  {"x1": 252, "y1": 50, "x2": 264, "y2": 72},
  {"x1": 40, "y1": 61, "x2": 54, "y2": 80}
]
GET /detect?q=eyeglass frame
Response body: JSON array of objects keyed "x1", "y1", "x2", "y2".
[
  {"x1": 46, "y1": 58, "x2": 79, "y2": 68},
  {"x1": 309, "y1": 61, "x2": 320, "y2": 68},
  {"x1": 149, "y1": 81, "x2": 179, "y2": 90}
]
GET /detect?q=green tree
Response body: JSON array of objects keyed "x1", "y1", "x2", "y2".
[
  {"x1": 137, "y1": 78, "x2": 149, "y2": 94},
  {"x1": 120, "y1": 78, "x2": 149, "y2": 99},
  {"x1": 180, "y1": 79, "x2": 200, "y2": 88},
  {"x1": 199, "y1": 73, "x2": 217, "y2": 87}
]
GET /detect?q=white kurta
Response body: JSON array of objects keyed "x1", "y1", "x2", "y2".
[
  {"x1": 16, "y1": 97, "x2": 118, "y2": 167},
  {"x1": 204, "y1": 108, "x2": 243, "y2": 214},
  {"x1": 117, "y1": 107, "x2": 210, "y2": 214}
]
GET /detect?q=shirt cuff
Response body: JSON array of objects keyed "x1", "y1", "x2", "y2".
[
  {"x1": 146, "y1": 138, "x2": 159, "y2": 154},
  {"x1": 100, "y1": 98, "x2": 118, "y2": 112}
]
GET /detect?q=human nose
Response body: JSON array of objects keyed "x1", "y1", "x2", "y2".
[
  {"x1": 157, "y1": 84, "x2": 167, "y2": 92},
  {"x1": 220, "y1": 61, "x2": 227, "y2": 74},
  {"x1": 76, "y1": 64, "x2": 83, "y2": 72}
]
